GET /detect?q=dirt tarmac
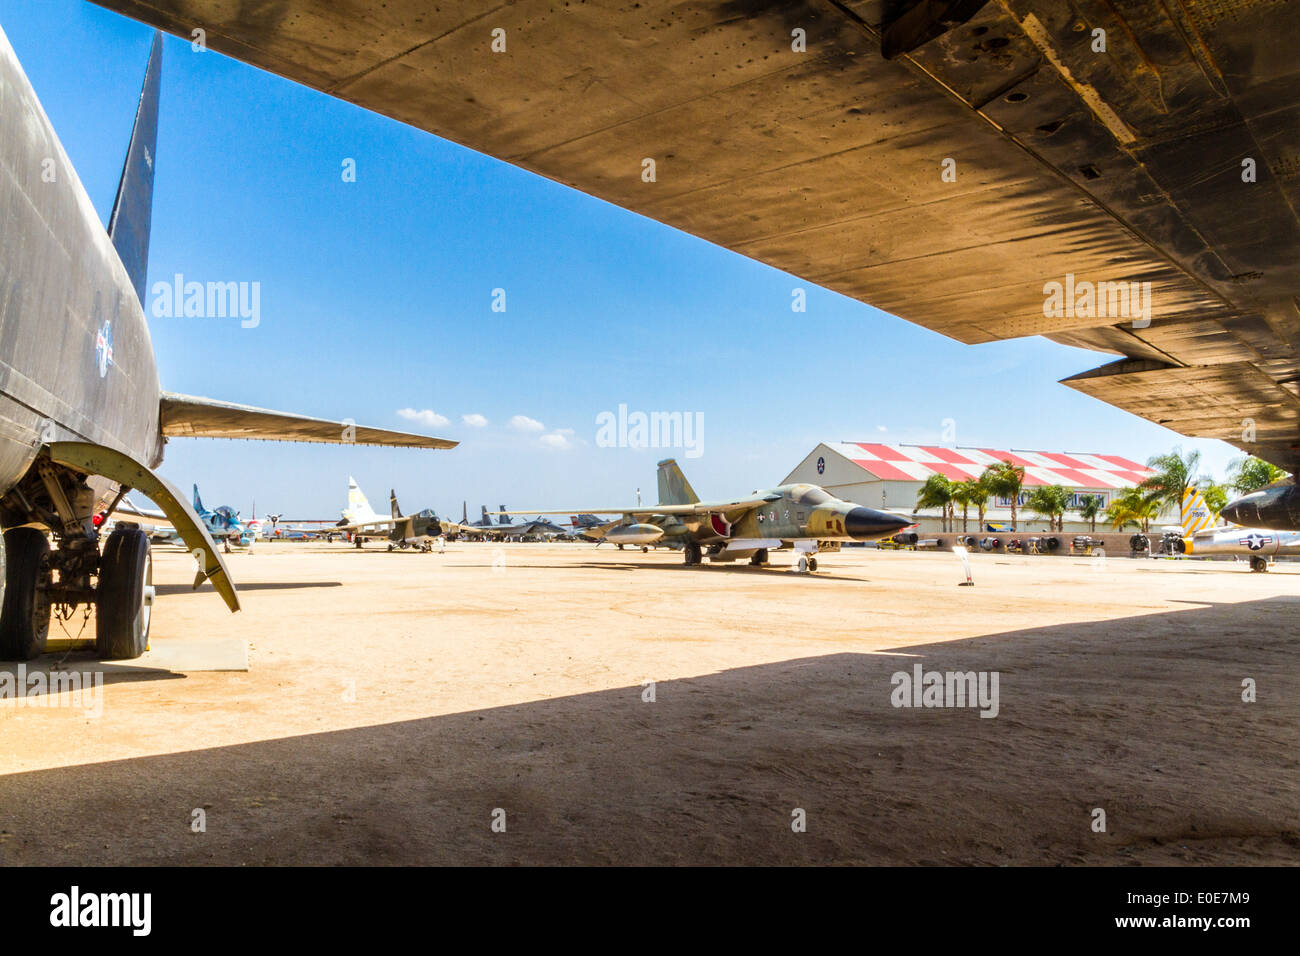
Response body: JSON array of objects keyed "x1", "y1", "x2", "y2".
[{"x1": 1, "y1": 541, "x2": 1296, "y2": 865}]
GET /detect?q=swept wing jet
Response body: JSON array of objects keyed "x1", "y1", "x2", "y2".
[
  {"x1": 502, "y1": 459, "x2": 910, "y2": 572},
  {"x1": 0, "y1": 31, "x2": 454, "y2": 660},
  {"x1": 328, "y1": 478, "x2": 446, "y2": 551}
]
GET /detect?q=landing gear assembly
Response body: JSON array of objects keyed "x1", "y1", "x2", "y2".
[
  {"x1": 0, "y1": 444, "x2": 235, "y2": 662},
  {"x1": 1250, "y1": 555, "x2": 1269, "y2": 573},
  {"x1": 0, "y1": 460, "x2": 154, "y2": 660}
]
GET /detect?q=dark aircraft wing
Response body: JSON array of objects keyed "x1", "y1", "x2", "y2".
[
  {"x1": 160, "y1": 393, "x2": 457, "y2": 448},
  {"x1": 98, "y1": 2, "x2": 1300, "y2": 468}
]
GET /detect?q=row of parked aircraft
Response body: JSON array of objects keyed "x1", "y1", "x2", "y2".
[{"x1": 1, "y1": 28, "x2": 1294, "y2": 665}]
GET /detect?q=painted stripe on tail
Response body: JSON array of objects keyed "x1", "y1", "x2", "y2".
[{"x1": 1180, "y1": 487, "x2": 1216, "y2": 535}]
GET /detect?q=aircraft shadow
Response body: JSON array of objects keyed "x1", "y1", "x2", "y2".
[
  {"x1": 450, "y1": 562, "x2": 875, "y2": 582},
  {"x1": 154, "y1": 581, "x2": 343, "y2": 596},
  {"x1": 0, "y1": 597, "x2": 1295, "y2": 865}
]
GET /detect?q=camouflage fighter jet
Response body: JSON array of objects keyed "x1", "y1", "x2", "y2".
[{"x1": 501, "y1": 459, "x2": 911, "y2": 572}]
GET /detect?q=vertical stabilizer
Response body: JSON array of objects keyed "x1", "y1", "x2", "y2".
[
  {"x1": 107, "y1": 32, "x2": 162, "y2": 307},
  {"x1": 1180, "y1": 487, "x2": 1216, "y2": 535},
  {"x1": 657, "y1": 459, "x2": 700, "y2": 506},
  {"x1": 390, "y1": 490, "x2": 402, "y2": 519},
  {"x1": 346, "y1": 477, "x2": 378, "y2": 522},
  {"x1": 192, "y1": 483, "x2": 204, "y2": 514}
]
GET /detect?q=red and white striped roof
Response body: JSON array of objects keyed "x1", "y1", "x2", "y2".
[{"x1": 827, "y1": 443, "x2": 1154, "y2": 489}]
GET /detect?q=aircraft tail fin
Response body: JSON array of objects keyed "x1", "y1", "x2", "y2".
[
  {"x1": 347, "y1": 477, "x2": 378, "y2": 522},
  {"x1": 192, "y1": 483, "x2": 204, "y2": 515},
  {"x1": 390, "y1": 490, "x2": 401, "y2": 519},
  {"x1": 499, "y1": 504, "x2": 510, "y2": 526},
  {"x1": 107, "y1": 31, "x2": 162, "y2": 307},
  {"x1": 1180, "y1": 487, "x2": 1217, "y2": 535},
  {"x1": 657, "y1": 458, "x2": 700, "y2": 506},
  {"x1": 462, "y1": 501, "x2": 468, "y2": 523}
]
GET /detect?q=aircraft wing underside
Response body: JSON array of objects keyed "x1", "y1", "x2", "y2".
[
  {"x1": 96, "y1": 1, "x2": 1300, "y2": 469},
  {"x1": 160, "y1": 393, "x2": 458, "y2": 449}
]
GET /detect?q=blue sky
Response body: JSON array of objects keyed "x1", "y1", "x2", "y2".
[{"x1": 0, "y1": 0, "x2": 1242, "y2": 518}]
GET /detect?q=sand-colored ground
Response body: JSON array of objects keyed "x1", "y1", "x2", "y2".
[{"x1": 0, "y1": 541, "x2": 1296, "y2": 865}]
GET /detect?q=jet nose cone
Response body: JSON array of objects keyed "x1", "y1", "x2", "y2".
[
  {"x1": 1221, "y1": 500, "x2": 1246, "y2": 525},
  {"x1": 844, "y1": 506, "x2": 912, "y2": 540}
]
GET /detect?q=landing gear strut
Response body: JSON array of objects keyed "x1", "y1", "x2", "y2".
[{"x1": 795, "y1": 553, "x2": 818, "y2": 573}]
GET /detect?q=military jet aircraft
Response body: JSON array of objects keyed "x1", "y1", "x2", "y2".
[
  {"x1": 1174, "y1": 488, "x2": 1300, "y2": 572},
  {"x1": 448, "y1": 503, "x2": 548, "y2": 541},
  {"x1": 327, "y1": 478, "x2": 446, "y2": 551},
  {"x1": 0, "y1": 30, "x2": 454, "y2": 660},
  {"x1": 502, "y1": 459, "x2": 911, "y2": 572}
]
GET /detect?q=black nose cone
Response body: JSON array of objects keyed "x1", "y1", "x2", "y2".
[
  {"x1": 1221, "y1": 500, "x2": 1247, "y2": 525},
  {"x1": 844, "y1": 506, "x2": 912, "y2": 540}
]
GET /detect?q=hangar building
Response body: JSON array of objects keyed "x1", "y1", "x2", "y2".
[{"x1": 782, "y1": 443, "x2": 1157, "y2": 535}]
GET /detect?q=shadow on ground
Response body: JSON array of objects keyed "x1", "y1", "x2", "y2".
[{"x1": 1, "y1": 598, "x2": 1296, "y2": 865}]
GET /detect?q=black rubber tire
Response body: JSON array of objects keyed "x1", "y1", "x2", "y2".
[
  {"x1": 0, "y1": 528, "x2": 51, "y2": 661},
  {"x1": 750, "y1": 548, "x2": 768, "y2": 567},
  {"x1": 96, "y1": 528, "x2": 152, "y2": 660},
  {"x1": 684, "y1": 541, "x2": 702, "y2": 565},
  {"x1": 1250, "y1": 556, "x2": 1268, "y2": 573},
  {"x1": 808, "y1": 557, "x2": 818, "y2": 571}
]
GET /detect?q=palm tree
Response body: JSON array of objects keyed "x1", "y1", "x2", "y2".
[
  {"x1": 1026, "y1": 487, "x2": 1055, "y2": 530},
  {"x1": 915, "y1": 474, "x2": 954, "y2": 532},
  {"x1": 1227, "y1": 456, "x2": 1288, "y2": 495},
  {"x1": 1198, "y1": 480, "x2": 1230, "y2": 523},
  {"x1": 1140, "y1": 447, "x2": 1201, "y2": 520},
  {"x1": 1106, "y1": 487, "x2": 1160, "y2": 532},
  {"x1": 969, "y1": 477, "x2": 991, "y2": 532},
  {"x1": 1078, "y1": 494, "x2": 1103, "y2": 533},
  {"x1": 1026, "y1": 484, "x2": 1071, "y2": 531},
  {"x1": 951, "y1": 479, "x2": 974, "y2": 532},
  {"x1": 982, "y1": 461, "x2": 1025, "y2": 530}
]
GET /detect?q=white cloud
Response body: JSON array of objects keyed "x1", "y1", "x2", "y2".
[
  {"x1": 397, "y1": 408, "x2": 449, "y2": 427},
  {"x1": 462, "y1": 413, "x2": 488, "y2": 427},
  {"x1": 510, "y1": 414, "x2": 545, "y2": 432},
  {"x1": 540, "y1": 428, "x2": 575, "y2": 450},
  {"x1": 877, "y1": 425, "x2": 888, "y2": 432}
]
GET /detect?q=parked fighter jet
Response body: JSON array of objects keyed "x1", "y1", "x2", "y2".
[
  {"x1": 0, "y1": 31, "x2": 454, "y2": 660},
  {"x1": 451, "y1": 503, "x2": 547, "y2": 540},
  {"x1": 192, "y1": 485, "x2": 253, "y2": 552},
  {"x1": 501, "y1": 459, "x2": 911, "y2": 572},
  {"x1": 328, "y1": 478, "x2": 445, "y2": 551},
  {"x1": 1175, "y1": 488, "x2": 1300, "y2": 572}
]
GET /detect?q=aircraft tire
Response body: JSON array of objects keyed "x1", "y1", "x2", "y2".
[
  {"x1": 1250, "y1": 555, "x2": 1268, "y2": 573},
  {"x1": 796, "y1": 555, "x2": 809, "y2": 573},
  {"x1": 750, "y1": 548, "x2": 768, "y2": 567},
  {"x1": 96, "y1": 528, "x2": 153, "y2": 660},
  {"x1": 684, "y1": 541, "x2": 702, "y2": 565},
  {"x1": 0, "y1": 528, "x2": 51, "y2": 661},
  {"x1": 808, "y1": 557, "x2": 818, "y2": 571}
]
